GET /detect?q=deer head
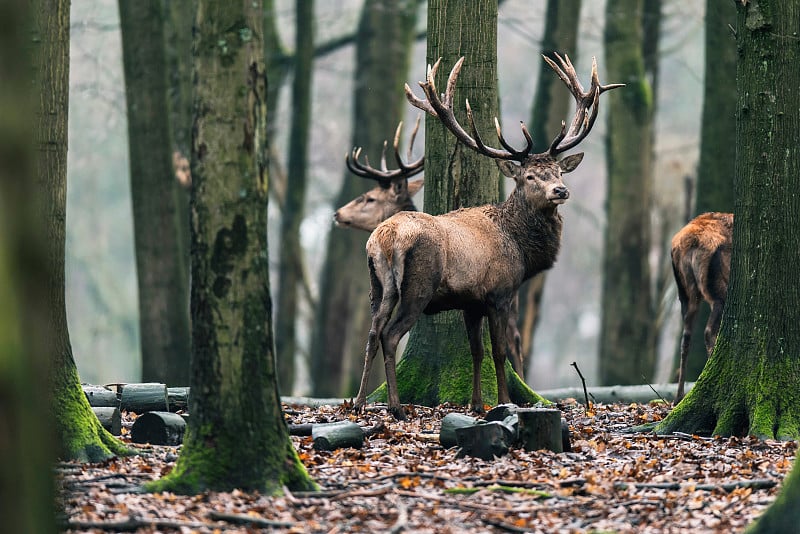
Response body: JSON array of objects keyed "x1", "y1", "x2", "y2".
[{"x1": 334, "y1": 118, "x2": 424, "y2": 232}]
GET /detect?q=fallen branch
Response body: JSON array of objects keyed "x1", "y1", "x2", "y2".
[
  {"x1": 388, "y1": 494, "x2": 408, "y2": 534},
  {"x1": 613, "y1": 479, "x2": 776, "y2": 492},
  {"x1": 64, "y1": 517, "x2": 218, "y2": 532},
  {"x1": 207, "y1": 511, "x2": 295, "y2": 528}
]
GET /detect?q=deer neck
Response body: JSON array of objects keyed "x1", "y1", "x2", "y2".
[{"x1": 497, "y1": 192, "x2": 563, "y2": 277}]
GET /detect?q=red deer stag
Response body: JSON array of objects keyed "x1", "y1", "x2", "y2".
[
  {"x1": 352, "y1": 54, "x2": 622, "y2": 420},
  {"x1": 338, "y1": 119, "x2": 528, "y2": 380},
  {"x1": 671, "y1": 211, "x2": 733, "y2": 403},
  {"x1": 335, "y1": 118, "x2": 425, "y2": 232}
]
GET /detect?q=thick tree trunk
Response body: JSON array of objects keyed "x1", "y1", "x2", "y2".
[
  {"x1": 656, "y1": 0, "x2": 800, "y2": 441},
  {"x1": 518, "y1": 0, "x2": 582, "y2": 376},
  {"x1": 0, "y1": 1, "x2": 55, "y2": 530},
  {"x1": 147, "y1": 0, "x2": 315, "y2": 494},
  {"x1": 32, "y1": 0, "x2": 131, "y2": 464},
  {"x1": 119, "y1": 1, "x2": 191, "y2": 386},
  {"x1": 310, "y1": 0, "x2": 419, "y2": 398},
  {"x1": 598, "y1": 0, "x2": 656, "y2": 385},
  {"x1": 367, "y1": 0, "x2": 543, "y2": 409},
  {"x1": 674, "y1": 0, "x2": 737, "y2": 384},
  {"x1": 275, "y1": 0, "x2": 314, "y2": 393}
]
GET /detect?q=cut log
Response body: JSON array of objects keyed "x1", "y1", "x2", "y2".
[
  {"x1": 92, "y1": 407, "x2": 121, "y2": 435},
  {"x1": 130, "y1": 411, "x2": 186, "y2": 445},
  {"x1": 312, "y1": 421, "x2": 364, "y2": 451},
  {"x1": 455, "y1": 421, "x2": 514, "y2": 460},
  {"x1": 167, "y1": 387, "x2": 189, "y2": 412},
  {"x1": 439, "y1": 413, "x2": 479, "y2": 448},
  {"x1": 485, "y1": 403, "x2": 518, "y2": 422},
  {"x1": 288, "y1": 423, "x2": 314, "y2": 436},
  {"x1": 517, "y1": 407, "x2": 563, "y2": 453},
  {"x1": 82, "y1": 384, "x2": 119, "y2": 408},
  {"x1": 120, "y1": 383, "x2": 169, "y2": 414}
]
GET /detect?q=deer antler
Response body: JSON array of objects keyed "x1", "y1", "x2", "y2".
[
  {"x1": 405, "y1": 58, "x2": 533, "y2": 162},
  {"x1": 345, "y1": 115, "x2": 424, "y2": 187},
  {"x1": 542, "y1": 53, "x2": 625, "y2": 156}
]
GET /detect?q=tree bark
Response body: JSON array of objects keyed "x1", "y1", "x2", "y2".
[
  {"x1": 0, "y1": 1, "x2": 56, "y2": 530},
  {"x1": 656, "y1": 0, "x2": 800, "y2": 442},
  {"x1": 31, "y1": 0, "x2": 131, "y2": 464},
  {"x1": 310, "y1": 0, "x2": 420, "y2": 398},
  {"x1": 147, "y1": 0, "x2": 316, "y2": 494},
  {"x1": 275, "y1": 0, "x2": 315, "y2": 393},
  {"x1": 517, "y1": 0, "x2": 582, "y2": 376},
  {"x1": 119, "y1": 1, "x2": 192, "y2": 386},
  {"x1": 598, "y1": 0, "x2": 656, "y2": 385},
  {"x1": 367, "y1": 0, "x2": 544, "y2": 409}
]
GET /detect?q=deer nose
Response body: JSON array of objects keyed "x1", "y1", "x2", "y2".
[{"x1": 554, "y1": 186, "x2": 569, "y2": 199}]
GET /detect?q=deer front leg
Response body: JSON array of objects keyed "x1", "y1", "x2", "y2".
[
  {"x1": 488, "y1": 309, "x2": 511, "y2": 405},
  {"x1": 463, "y1": 310, "x2": 485, "y2": 413}
]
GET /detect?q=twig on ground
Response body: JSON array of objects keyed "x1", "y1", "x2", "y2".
[
  {"x1": 208, "y1": 511, "x2": 295, "y2": 528},
  {"x1": 571, "y1": 362, "x2": 590, "y2": 407},
  {"x1": 613, "y1": 479, "x2": 776, "y2": 492},
  {"x1": 642, "y1": 375, "x2": 668, "y2": 404},
  {"x1": 388, "y1": 494, "x2": 408, "y2": 534}
]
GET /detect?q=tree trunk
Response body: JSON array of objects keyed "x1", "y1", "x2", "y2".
[
  {"x1": 0, "y1": 1, "x2": 55, "y2": 530},
  {"x1": 119, "y1": 1, "x2": 191, "y2": 386},
  {"x1": 368, "y1": 0, "x2": 544, "y2": 409},
  {"x1": 598, "y1": 0, "x2": 656, "y2": 385},
  {"x1": 656, "y1": 0, "x2": 800, "y2": 441},
  {"x1": 518, "y1": 0, "x2": 582, "y2": 377},
  {"x1": 310, "y1": 0, "x2": 419, "y2": 398},
  {"x1": 275, "y1": 0, "x2": 314, "y2": 393},
  {"x1": 31, "y1": 0, "x2": 131, "y2": 464},
  {"x1": 674, "y1": 0, "x2": 737, "y2": 384},
  {"x1": 147, "y1": 0, "x2": 315, "y2": 494}
]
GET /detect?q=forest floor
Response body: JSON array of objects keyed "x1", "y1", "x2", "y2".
[{"x1": 58, "y1": 399, "x2": 796, "y2": 534}]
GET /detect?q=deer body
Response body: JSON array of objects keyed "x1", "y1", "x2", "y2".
[
  {"x1": 672, "y1": 211, "x2": 733, "y2": 402},
  {"x1": 352, "y1": 54, "x2": 620, "y2": 419}
]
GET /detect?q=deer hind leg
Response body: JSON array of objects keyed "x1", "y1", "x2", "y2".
[
  {"x1": 703, "y1": 248, "x2": 728, "y2": 357},
  {"x1": 354, "y1": 257, "x2": 397, "y2": 412},
  {"x1": 463, "y1": 310, "x2": 485, "y2": 413},
  {"x1": 487, "y1": 308, "x2": 511, "y2": 405},
  {"x1": 705, "y1": 298, "x2": 724, "y2": 357},
  {"x1": 673, "y1": 257, "x2": 700, "y2": 404}
]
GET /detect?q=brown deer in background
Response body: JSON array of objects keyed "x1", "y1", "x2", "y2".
[
  {"x1": 671, "y1": 211, "x2": 733, "y2": 403},
  {"x1": 337, "y1": 118, "x2": 528, "y2": 381},
  {"x1": 335, "y1": 118, "x2": 425, "y2": 232},
  {"x1": 352, "y1": 54, "x2": 622, "y2": 419}
]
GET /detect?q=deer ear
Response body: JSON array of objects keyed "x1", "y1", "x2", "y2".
[
  {"x1": 408, "y1": 179, "x2": 424, "y2": 197},
  {"x1": 496, "y1": 160, "x2": 519, "y2": 178},
  {"x1": 559, "y1": 153, "x2": 584, "y2": 173}
]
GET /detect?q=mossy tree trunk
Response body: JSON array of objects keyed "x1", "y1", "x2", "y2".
[
  {"x1": 310, "y1": 0, "x2": 419, "y2": 398},
  {"x1": 369, "y1": 0, "x2": 545, "y2": 409},
  {"x1": 148, "y1": 0, "x2": 315, "y2": 494},
  {"x1": 598, "y1": 0, "x2": 656, "y2": 385},
  {"x1": 656, "y1": 0, "x2": 800, "y2": 442},
  {"x1": 31, "y1": 0, "x2": 131, "y2": 463},
  {"x1": 0, "y1": 1, "x2": 55, "y2": 530},
  {"x1": 517, "y1": 0, "x2": 581, "y2": 379},
  {"x1": 119, "y1": 1, "x2": 192, "y2": 386},
  {"x1": 275, "y1": 0, "x2": 314, "y2": 393},
  {"x1": 674, "y1": 0, "x2": 737, "y2": 384}
]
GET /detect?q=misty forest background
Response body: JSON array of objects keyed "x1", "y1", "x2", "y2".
[{"x1": 67, "y1": 0, "x2": 704, "y2": 393}]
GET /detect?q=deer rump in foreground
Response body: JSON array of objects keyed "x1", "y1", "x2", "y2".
[
  {"x1": 336, "y1": 119, "x2": 527, "y2": 380},
  {"x1": 671, "y1": 211, "x2": 733, "y2": 403},
  {"x1": 352, "y1": 54, "x2": 622, "y2": 420}
]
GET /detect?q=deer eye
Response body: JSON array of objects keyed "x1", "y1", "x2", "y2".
[
  {"x1": 525, "y1": 174, "x2": 536, "y2": 182},
  {"x1": 365, "y1": 196, "x2": 376, "y2": 203}
]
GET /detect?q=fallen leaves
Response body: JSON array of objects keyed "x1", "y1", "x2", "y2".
[{"x1": 58, "y1": 400, "x2": 796, "y2": 533}]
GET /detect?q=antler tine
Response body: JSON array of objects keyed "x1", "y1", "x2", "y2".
[
  {"x1": 405, "y1": 57, "x2": 528, "y2": 162},
  {"x1": 379, "y1": 141, "x2": 389, "y2": 172},
  {"x1": 345, "y1": 120, "x2": 424, "y2": 186},
  {"x1": 542, "y1": 53, "x2": 624, "y2": 156},
  {"x1": 393, "y1": 115, "x2": 424, "y2": 174},
  {"x1": 493, "y1": 117, "x2": 534, "y2": 158}
]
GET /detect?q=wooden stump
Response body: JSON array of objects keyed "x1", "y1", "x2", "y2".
[
  {"x1": 130, "y1": 411, "x2": 186, "y2": 445},
  {"x1": 120, "y1": 383, "x2": 169, "y2": 414},
  {"x1": 83, "y1": 385, "x2": 119, "y2": 408},
  {"x1": 455, "y1": 421, "x2": 514, "y2": 460},
  {"x1": 439, "y1": 413, "x2": 479, "y2": 448},
  {"x1": 517, "y1": 407, "x2": 563, "y2": 453},
  {"x1": 92, "y1": 407, "x2": 121, "y2": 435},
  {"x1": 312, "y1": 421, "x2": 364, "y2": 451},
  {"x1": 485, "y1": 403, "x2": 518, "y2": 422},
  {"x1": 167, "y1": 387, "x2": 190, "y2": 412}
]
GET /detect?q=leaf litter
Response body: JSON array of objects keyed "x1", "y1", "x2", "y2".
[{"x1": 59, "y1": 399, "x2": 796, "y2": 533}]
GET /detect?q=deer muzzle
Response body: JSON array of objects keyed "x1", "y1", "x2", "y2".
[{"x1": 549, "y1": 185, "x2": 570, "y2": 205}]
